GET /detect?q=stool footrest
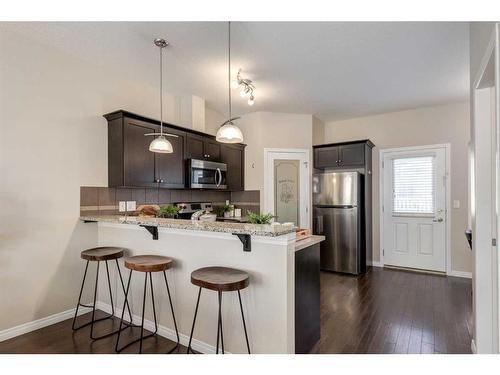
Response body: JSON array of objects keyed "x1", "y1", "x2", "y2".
[
  {"x1": 78, "y1": 303, "x2": 94, "y2": 309},
  {"x1": 72, "y1": 312, "x2": 114, "y2": 332},
  {"x1": 116, "y1": 330, "x2": 157, "y2": 353}
]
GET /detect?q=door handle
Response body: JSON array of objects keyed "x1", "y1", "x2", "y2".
[
  {"x1": 433, "y1": 218, "x2": 443, "y2": 222},
  {"x1": 216, "y1": 168, "x2": 221, "y2": 187}
]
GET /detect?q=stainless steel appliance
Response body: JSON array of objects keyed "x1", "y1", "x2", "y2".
[
  {"x1": 175, "y1": 202, "x2": 213, "y2": 219},
  {"x1": 312, "y1": 171, "x2": 365, "y2": 274},
  {"x1": 188, "y1": 159, "x2": 227, "y2": 189}
]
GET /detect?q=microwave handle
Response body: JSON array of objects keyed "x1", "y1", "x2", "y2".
[{"x1": 216, "y1": 168, "x2": 222, "y2": 187}]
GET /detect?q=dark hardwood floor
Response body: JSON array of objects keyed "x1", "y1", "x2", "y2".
[
  {"x1": 0, "y1": 310, "x2": 185, "y2": 354},
  {"x1": 0, "y1": 267, "x2": 472, "y2": 354},
  {"x1": 317, "y1": 267, "x2": 473, "y2": 354}
]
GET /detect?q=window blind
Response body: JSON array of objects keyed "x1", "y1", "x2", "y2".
[{"x1": 392, "y1": 156, "x2": 435, "y2": 214}]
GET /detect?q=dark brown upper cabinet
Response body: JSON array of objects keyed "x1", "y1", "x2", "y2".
[
  {"x1": 185, "y1": 133, "x2": 221, "y2": 161},
  {"x1": 104, "y1": 110, "x2": 245, "y2": 191},
  {"x1": 220, "y1": 143, "x2": 245, "y2": 191},
  {"x1": 313, "y1": 140, "x2": 374, "y2": 169},
  {"x1": 105, "y1": 111, "x2": 186, "y2": 188},
  {"x1": 155, "y1": 126, "x2": 186, "y2": 188}
]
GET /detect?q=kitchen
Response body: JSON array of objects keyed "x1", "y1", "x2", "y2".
[{"x1": 0, "y1": 13, "x2": 480, "y2": 365}]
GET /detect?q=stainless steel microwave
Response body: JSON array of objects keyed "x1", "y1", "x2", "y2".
[{"x1": 188, "y1": 159, "x2": 227, "y2": 189}]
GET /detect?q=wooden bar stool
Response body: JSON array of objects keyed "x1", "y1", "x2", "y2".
[
  {"x1": 187, "y1": 266, "x2": 251, "y2": 354},
  {"x1": 115, "y1": 255, "x2": 179, "y2": 354},
  {"x1": 72, "y1": 247, "x2": 132, "y2": 340}
]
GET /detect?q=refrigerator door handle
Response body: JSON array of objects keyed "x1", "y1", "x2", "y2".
[{"x1": 313, "y1": 215, "x2": 324, "y2": 234}]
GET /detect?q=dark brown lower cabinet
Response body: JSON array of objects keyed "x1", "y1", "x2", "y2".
[{"x1": 295, "y1": 243, "x2": 320, "y2": 354}]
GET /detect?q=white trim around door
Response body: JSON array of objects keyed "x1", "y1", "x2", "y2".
[
  {"x1": 379, "y1": 143, "x2": 452, "y2": 275},
  {"x1": 263, "y1": 148, "x2": 311, "y2": 229}
]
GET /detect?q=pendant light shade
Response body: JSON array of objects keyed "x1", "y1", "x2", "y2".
[
  {"x1": 216, "y1": 120, "x2": 244, "y2": 143},
  {"x1": 146, "y1": 38, "x2": 177, "y2": 154},
  {"x1": 217, "y1": 21, "x2": 244, "y2": 144},
  {"x1": 149, "y1": 135, "x2": 173, "y2": 153}
]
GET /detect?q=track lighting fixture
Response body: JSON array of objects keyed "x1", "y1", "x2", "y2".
[{"x1": 234, "y1": 69, "x2": 256, "y2": 105}]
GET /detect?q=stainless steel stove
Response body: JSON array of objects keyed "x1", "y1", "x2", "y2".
[{"x1": 174, "y1": 202, "x2": 212, "y2": 219}]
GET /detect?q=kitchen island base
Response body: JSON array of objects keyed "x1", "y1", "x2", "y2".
[{"x1": 88, "y1": 221, "x2": 296, "y2": 354}]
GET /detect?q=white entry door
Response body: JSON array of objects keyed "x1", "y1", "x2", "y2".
[{"x1": 382, "y1": 145, "x2": 448, "y2": 272}]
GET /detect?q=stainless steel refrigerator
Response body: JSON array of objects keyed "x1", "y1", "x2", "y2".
[{"x1": 312, "y1": 171, "x2": 366, "y2": 275}]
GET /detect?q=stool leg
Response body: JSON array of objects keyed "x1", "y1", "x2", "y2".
[
  {"x1": 163, "y1": 271, "x2": 180, "y2": 353},
  {"x1": 105, "y1": 261, "x2": 115, "y2": 316},
  {"x1": 72, "y1": 260, "x2": 89, "y2": 330},
  {"x1": 138, "y1": 272, "x2": 148, "y2": 354},
  {"x1": 149, "y1": 272, "x2": 158, "y2": 335},
  {"x1": 115, "y1": 259, "x2": 133, "y2": 324},
  {"x1": 238, "y1": 290, "x2": 251, "y2": 354},
  {"x1": 217, "y1": 291, "x2": 224, "y2": 354},
  {"x1": 115, "y1": 269, "x2": 132, "y2": 353},
  {"x1": 187, "y1": 287, "x2": 202, "y2": 354},
  {"x1": 89, "y1": 261, "x2": 100, "y2": 339}
]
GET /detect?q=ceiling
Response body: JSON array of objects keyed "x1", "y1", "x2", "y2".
[{"x1": 2, "y1": 22, "x2": 470, "y2": 122}]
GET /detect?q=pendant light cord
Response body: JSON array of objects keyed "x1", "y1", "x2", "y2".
[
  {"x1": 159, "y1": 43, "x2": 164, "y2": 136},
  {"x1": 228, "y1": 21, "x2": 232, "y2": 120}
]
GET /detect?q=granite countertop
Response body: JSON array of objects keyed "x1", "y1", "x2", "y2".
[
  {"x1": 79, "y1": 215, "x2": 295, "y2": 237},
  {"x1": 294, "y1": 235, "x2": 326, "y2": 251}
]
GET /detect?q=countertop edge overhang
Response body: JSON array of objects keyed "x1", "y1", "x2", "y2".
[
  {"x1": 294, "y1": 235, "x2": 325, "y2": 251},
  {"x1": 80, "y1": 215, "x2": 296, "y2": 237}
]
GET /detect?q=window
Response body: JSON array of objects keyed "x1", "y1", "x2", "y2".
[{"x1": 392, "y1": 156, "x2": 435, "y2": 214}]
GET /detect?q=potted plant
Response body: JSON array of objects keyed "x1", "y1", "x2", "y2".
[
  {"x1": 246, "y1": 211, "x2": 276, "y2": 224},
  {"x1": 158, "y1": 205, "x2": 180, "y2": 219},
  {"x1": 222, "y1": 204, "x2": 233, "y2": 218}
]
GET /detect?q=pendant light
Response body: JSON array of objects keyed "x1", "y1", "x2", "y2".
[
  {"x1": 216, "y1": 22, "x2": 244, "y2": 144},
  {"x1": 145, "y1": 38, "x2": 178, "y2": 153}
]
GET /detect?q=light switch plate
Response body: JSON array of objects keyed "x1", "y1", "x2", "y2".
[
  {"x1": 453, "y1": 200, "x2": 460, "y2": 209},
  {"x1": 126, "y1": 201, "x2": 136, "y2": 212},
  {"x1": 118, "y1": 201, "x2": 126, "y2": 212}
]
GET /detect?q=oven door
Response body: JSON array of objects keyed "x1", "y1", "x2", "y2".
[{"x1": 189, "y1": 159, "x2": 227, "y2": 189}]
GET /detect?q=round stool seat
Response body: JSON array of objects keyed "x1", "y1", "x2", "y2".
[
  {"x1": 191, "y1": 266, "x2": 249, "y2": 292},
  {"x1": 81, "y1": 247, "x2": 125, "y2": 261},
  {"x1": 124, "y1": 255, "x2": 173, "y2": 273}
]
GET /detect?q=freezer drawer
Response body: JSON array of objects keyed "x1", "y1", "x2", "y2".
[{"x1": 314, "y1": 206, "x2": 359, "y2": 274}]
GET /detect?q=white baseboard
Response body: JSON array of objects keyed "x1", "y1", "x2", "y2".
[
  {"x1": 0, "y1": 305, "x2": 92, "y2": 343},
  {"x1": 96, "y1": 301, "x2": 222, "y2": 354},
  {"x1": 448, "y1": 270, "x2": 472, "y2": 279},
  {"x1": 370, "y1": 261, "x2": 383, "y2": 268}
]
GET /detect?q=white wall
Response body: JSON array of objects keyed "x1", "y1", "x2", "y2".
[
  {"x1": 237, "y1": 112, "x2": 313, "y2": 205},
  {"x1": 324, "y1": 102, "x2": 471, "y2": 274},
  {"x1": 312, "y1": 116, "x2": 325, "y2": 145},
  {"x1": 0, "y1": 26, "x2": 205, "y2": 331},
  {"x1": 204, "y1": 106, "x2": 226, "y2": 136}
]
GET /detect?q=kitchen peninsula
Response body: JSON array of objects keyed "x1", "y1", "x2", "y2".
[
  {"x1": 77, "y1": 108, "x2": 324, "y2": 354},
  {"x1": 79, "y1": 214, "x2": 324, "y2": 354}
]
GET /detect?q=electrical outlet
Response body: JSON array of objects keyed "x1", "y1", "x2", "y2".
[
  {"x1": 118, "y1": 201, "x2": 126, "y2": 212},
  {"x1": 126, "y1": 201, "x2": 136, "y2": 212}
]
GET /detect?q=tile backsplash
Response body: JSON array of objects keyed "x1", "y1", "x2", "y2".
[{"x1": 80, "y1": 187, "x2": 260, "y2": 216}]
